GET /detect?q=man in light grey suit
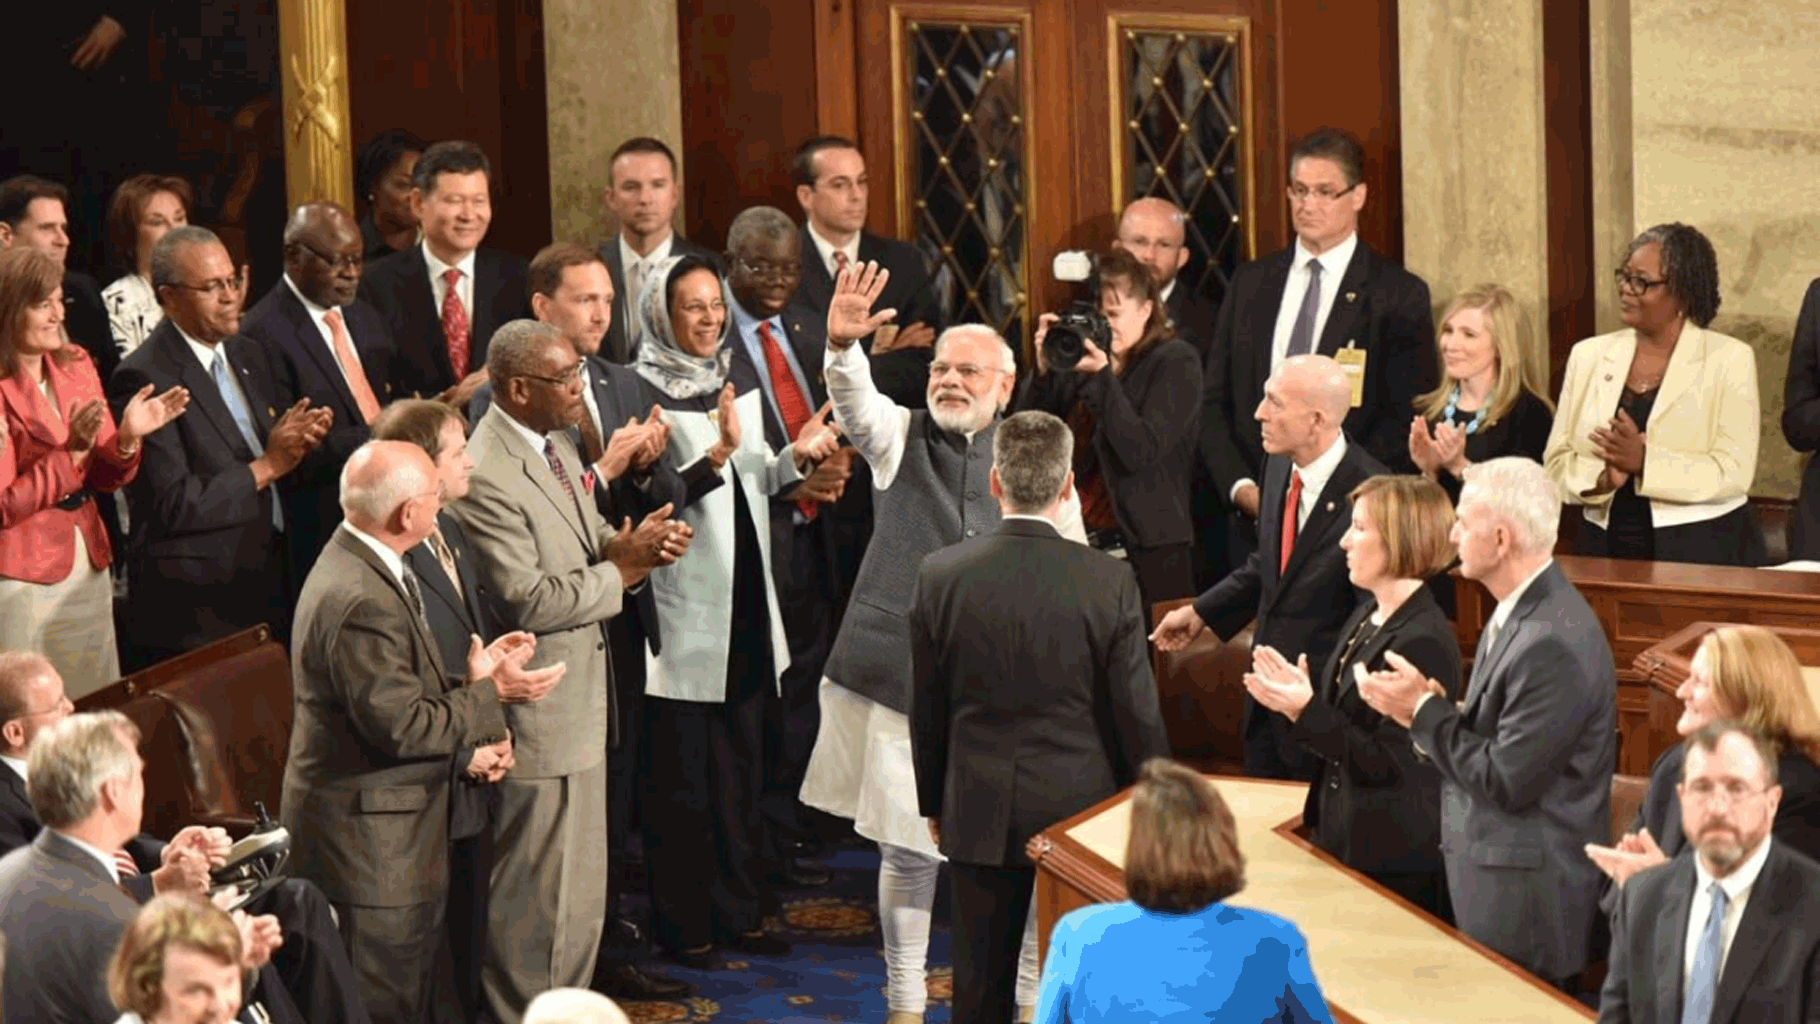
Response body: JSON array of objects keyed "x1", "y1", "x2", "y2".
[
  {"x1": 285, "y1": 440, "x2": 559, "y2": 1024},
  {"x1": 1361, "y1": 456, "x2": 1615, "y2": 988},
  {"x1": 452, "y1": 319, "x2": 684, "y2": 1023}
]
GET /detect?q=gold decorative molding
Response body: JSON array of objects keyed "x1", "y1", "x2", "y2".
[{"x1": 278, "y1": 0, "x2": 355, "y2": 210}]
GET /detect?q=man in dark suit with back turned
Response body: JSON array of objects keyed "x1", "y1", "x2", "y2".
[
  {"x1": 1201, "y1": 128, "x2": 1433, "y2": 566},
  {"x1": 1598, "y1": 723, "x2": 1820, "y2": 1024},
  {"x1": 109, "y1": 226, "x2": 334, "y2": 665},
  {"x1": 242, "y1": 201, "x2": 402, "y2": 580},
  {"x1": 910, "y1": 410, "x2": 1168, "y2": 1024},
  {"x1": 792, "y1": 135, "x2": 943, "y2": 410},
  {"x1": 1360, "y1": 455, "x2": 1614, "y2": 988},
  {"x1": 596, "y1": 137, "x2": 721, "y2": 363},
  {"x1": 284, "y1": 439, "x2": 561, "y2": 1024},
  {"x1": 1155, "y1": 354, "x2": 1384, "y2": 780},
  {"x1": 358, "y1": 140, "x2": 530, "y2": 409}
]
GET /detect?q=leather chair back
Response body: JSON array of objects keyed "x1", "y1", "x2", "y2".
[{"x1": 1150, "y1": 598, "x2": 1252, "y2": 771}]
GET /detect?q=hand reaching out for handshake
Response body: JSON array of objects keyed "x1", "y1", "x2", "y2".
[{"x1": 466, "y1": 631, "x2": 565, "y2": 703}]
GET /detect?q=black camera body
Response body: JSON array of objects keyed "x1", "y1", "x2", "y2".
[{"x1": 1043, "y1": 301, "x2": 1113, "y2": 373}]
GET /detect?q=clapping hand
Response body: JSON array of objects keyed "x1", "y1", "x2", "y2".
[
  {"x1": 826, "y1": 261, "x2": 897, "y2": 348},
  {"x1": 788, "y1": 446, "x2": 853, "y2": 504},
  {"x1": 1408, "y1": 416, "x2": 1443, "y2": 475},
  {"x1": 466, "y1": 631, "x2": 565, "y2": 703},
  {"x1": 1585, "y1": 827, "x2": 1668, "y2": 889},
  {"x1": 1431, "y1": 420, "x2": 1467, "y2": 475},
  {"x1": 117, "y1": 383, "x2": 189, "y2": 447},
  {"x1": 1243, "y1": 646, "x2": 1315, "y2": 722},
  {"x1": 634, "y1": 405, "x2": 670, "y2": 470},
  {"x1": 65, "y1": 398, "x2": 106, "y2": 457},
  {"x1": 1590, "y1": 408, "x2": 1646, "y2": 475},
  {"x1": 1356, "y1": 650, "x2": 1445, "y2": 727},
  {"x1": 793, "y1": 401, "x2": 843, "y2": 465},
  {"x1": 232, "y1": 909, "x2": 284, "y2": 969},
  {"x1": 708, "y1": 383, "x2": 741, "y2": 469},
  {"x1": 599, "y1": 416, "x2": 651, "y2": 482},
  {"x1": 606, "y1": 503, "x2": 691, "y2": 583}
]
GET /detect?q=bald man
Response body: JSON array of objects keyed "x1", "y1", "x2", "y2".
[
  {"x1": 284, "y1": 440, "x2": 562, "y2": 1024},
  {"x1": 242, "y1": 202, "x2": 403, "y2": 578},
  {"x1": 1154, "y1": 355, "x2": 1386, "y2": 779}
]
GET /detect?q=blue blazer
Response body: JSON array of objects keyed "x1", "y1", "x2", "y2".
[{"x1": 1035, "y1": 900, "x2": 1332, "y2": 1023}]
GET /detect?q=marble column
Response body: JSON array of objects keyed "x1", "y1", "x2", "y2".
[
  {"x1": 276, "y1": 0, "x2": 355, "y2": 209},
  {"x1": 1399, "y1": 0, "x2": 1548, "y2": 340},
  {"x1": 1589, "y1": 0, "x2": 1634, "y2": 335},
  {"x1": 542, "y1": 0, "x2": 686, "y2": 247}
]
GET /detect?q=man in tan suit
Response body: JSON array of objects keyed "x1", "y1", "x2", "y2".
[
  {"x1": 452, "y1": 319, "x2": 683, "y2": 1024},
  {"x1": 284, "y1": 440, "x2": 563, "y2": 1024}
]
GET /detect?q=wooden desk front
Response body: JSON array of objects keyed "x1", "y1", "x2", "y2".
[{"x1": 1033, "y1": 777, "x2": 1594, "y2": 1024}]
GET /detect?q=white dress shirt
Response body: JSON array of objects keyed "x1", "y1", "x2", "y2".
[
  {"x1": 619, "y1": 233, "x2": 675, "y2": 309},
  {"x1": 424, "y1": 242, "x2": 476, "y2": 321},
  {"x1": 0, "y1": 755, "x2": 27, "y2": 786},
  {"x1": 806, "y1": 221, "x2": 860, "y2": 279},
  {"x1": 1286, "y1": 433, "x2": 1347, "y2": 534},
  {"x1": 281, "y1": 274, "x2": 369, "y2": 397},
  {"x1": 1684, "y1": 835, "x2": 1774, "y2": 999}
]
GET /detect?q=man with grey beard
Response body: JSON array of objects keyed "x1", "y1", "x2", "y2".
[
  {"x1": 1598, "y1": 723, "x2": 1820, "y2": 1023},
  {"x1": 799, "y1": 262, "x2": 1079, "y2": 1023}
]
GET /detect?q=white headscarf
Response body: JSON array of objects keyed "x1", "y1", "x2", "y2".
[{"x1": 630, "y1": 254, "x2": 732, "y2": 400}]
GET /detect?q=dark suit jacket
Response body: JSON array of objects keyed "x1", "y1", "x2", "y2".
[
  {"x1": 909, "y1": 518, "x2": 1169, "y2": 866},
  {"x1": 1782, "y1": 278, "x2": 1820, "y2": 559},
  {"x1": 1194, "y1": 441, "x2": 1384, "y2": 717},
  {"x1": 62, "y1": 269, "x2": 116, "y2": 383},
  {"x1": 1600, "y1": 842, "x2": 1820, "y2": 1024},
  {"x1": 1165, "y1": 284, "x2": 1220, "y2": 364},
  {"x1": 241, "y1": 280, "x2": 401, "y2": 577},
  {"x1": 1014, "y1": 338, "x2": 1203, "y2": 549},
  {"x1": 1292, "y1": 587, "x2": 1461, "y2": 875},
  {"x1": 1200, "y1": 241, "x2": 1434, "y2": 493},
  {"x1": 356, "y1": 244, "x2": 529, "y2": 399},
  {"x1": 0, "y1": 761, "x2": 33, "y2": 856},
  {"x1": 596, "y1": 233, "x2": 721, "y2": 364},
  {"x1": 283, "y1": 527, "x2": 508, "y2": 908},
  {"x1": 794, "y1": 224, "x2": 940, "y2": 408},
  {"x1": 109, "y1": 319, "x2": 291, "y2": 654},
  {"x1": 1409, "y1": 561, "x2": 1615, "y2": 981}
]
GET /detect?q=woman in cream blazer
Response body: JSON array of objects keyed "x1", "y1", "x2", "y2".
[{"x1": 1545, "y1": 223, "x2": 1764, "y2": 565}]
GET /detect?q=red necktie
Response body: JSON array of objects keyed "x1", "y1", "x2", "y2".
[
  {"x1": 758, "y1": 321, "x2": 818, "y2": 520},
  {"x1": 1279, "y1": 469, "x2": 1303, "y2": 574},
  {"x1": 114, "y1": 849, "x2": 139, "y2": 878},
  {"x1": 441, "y1": 268, "x2": 471, "y2": 381}
]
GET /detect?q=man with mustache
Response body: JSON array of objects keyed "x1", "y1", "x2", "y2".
[{"x1": 1598, "y1": 723, "x2": 1820, "y2": 1023}]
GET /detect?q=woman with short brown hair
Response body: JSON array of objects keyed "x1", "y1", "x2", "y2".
[
  {"x1": 108, "y1": 893, "x2": 244, "y2": 1024},
  {"x1": 101, "y1": 175, "x2": 194, "y2": 356},
  {"x1": 1034, "y1": 759, "x2": 1332, "y2": 1023}
]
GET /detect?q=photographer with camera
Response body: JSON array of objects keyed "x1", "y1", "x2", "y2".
[{"x1": 1017, "y1": 248, "x2": 1202, "y2": 609}]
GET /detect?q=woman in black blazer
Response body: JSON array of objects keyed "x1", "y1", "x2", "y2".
[
  {"x1": 1407, "y1": 283, "x2": 1554, "y2": 505},
  {"x1": 1245, "y1": 475, "x2": 1462, "y2": 920},
  {"x1": 1590, "y1": 625, "x2": 1820, "y2": 889},
  {"x1": 1016, "y1": 248, "x2": 1202, "y2": 609}
]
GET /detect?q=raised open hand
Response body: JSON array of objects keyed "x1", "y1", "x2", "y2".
[
  {"x1": 826, "y1": 260, "x2": 897, "y2": 348},
  {"x1": 118, "y1": 383, "x2": 190, "y2": 445}
]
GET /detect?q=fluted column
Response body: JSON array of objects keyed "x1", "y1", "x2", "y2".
[{"x1": 276, "y1": 0, "x2": 355, "y2": 209}]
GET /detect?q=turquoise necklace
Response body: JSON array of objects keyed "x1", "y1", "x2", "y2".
[{"x1": 1441, "y1": 384, "x2": 1488, "y2": 435}]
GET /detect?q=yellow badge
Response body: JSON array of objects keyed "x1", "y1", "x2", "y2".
[{"x1": 1334, "y1": 344, "x2": 1367, "y2": 408}]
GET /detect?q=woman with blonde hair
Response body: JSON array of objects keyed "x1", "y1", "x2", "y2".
[
  {"x1": 1589, "y1": 624, "x2": 1820, "y2": 888},
  {"x1": 1034, "y1": 759, "x2": 1332, "y2": 1023},
  {"x1": 108, "y1": 893, "x2": 244, "y2": 1024}
]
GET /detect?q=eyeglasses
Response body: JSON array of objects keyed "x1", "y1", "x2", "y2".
[
  {"x1": 1288, "y1": 182, "x2": 1360, "y2": 204},
  {"x1": 519, "y1": 362, "x2": 584, "y2": 388},
  {"x1": 7, "y1": 694, "x2": 72, "y2": 722},
  {"x1": 167, "y1": 276, "x2": 243, "y2": 298},
  {"x1": 734, "y1": 257, "x2": 799, "y2": 281},
  {"x1": 1681, "y1": 779, "x2": 1772, "y2": 806},
  {"x1": 1614, "y1": 269, "x2": 1668, "y2": 296},
  {"x1": 294, "y1": 240, "x2": 364, "y2": 273},
  {"x1": 929, "y1": 362, "x2": 998, "y2": 383}
]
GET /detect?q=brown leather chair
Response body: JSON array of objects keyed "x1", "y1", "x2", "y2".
[
  {"x1": 1609, "y1": 773, "x2": 1649, "y2": 844},
  {"x1": 1150, "y1": 598, "x2": 1252, "y2": 771}
]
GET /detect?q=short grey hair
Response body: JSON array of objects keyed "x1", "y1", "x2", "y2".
[
  {"x1": 339, "y1": 441, "x2": 434, "y2": 522},
  {"x1": 485, "y1": 318, "x2": 565, "y2": 384},
  {"x1": 1460, "y1": 456, "x2": 1559, "y2": 556},
  {"x1": 726, "y1": 206, "x2": 796, "y2": 256},
  {"x1": 993, "y1": 411, "x2": 1073, "y2": 514},
  {"x1": 934, "y1": 324, "x2": 1016, "y2": 374},
  {"x1": 149, "y1": 225, "x2": 223, "y2": 294},
  {"x1": 28, "y1": 711, "x2": 139, "y2": 829},
  {"x1": 523, "y1": 988, "x2": 631, "y2": 1024}
]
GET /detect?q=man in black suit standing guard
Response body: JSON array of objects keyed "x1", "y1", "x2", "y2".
[
  {"x1": 358, "y1": 140, "x2": 530, "y2": 408},
  {"x1": 1201, "y1": 128, "x2": 1433, "y2": 564},
  {"x1": 242, "y1": 202, "x2": 401, "y2": 579},
  {"x1": 910, "y1": 410, "x2": 1168, "y2": 1024},
  {"x1": 1155, "y1": 354, "x2": 1385, "y2": 780},
  {"x1": 791, "y1": 135, "x2": 943, "y2": 409},
  {"x1": 597, "y1": 137, "x2": 720, "y2": 363}
]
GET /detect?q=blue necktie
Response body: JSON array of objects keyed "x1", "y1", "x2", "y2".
[
  {"x1": 211, "y1": 354, "x2": 283, "y2": 531},
  {"x1": 1682, "y1": 882, "x2": 1728, "y2": 1024}
]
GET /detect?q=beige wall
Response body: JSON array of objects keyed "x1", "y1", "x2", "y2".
[
  {"x1": 1629, "y1": 1, "x2": 1820, "y2": 499},
  {"x1": 543, "y1": 0, "x2": 685, "y2": 249}
]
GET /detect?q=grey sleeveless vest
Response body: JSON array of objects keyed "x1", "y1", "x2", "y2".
[{"x1": 823, "y1": 411, "x2": 1001, "y2": 713}]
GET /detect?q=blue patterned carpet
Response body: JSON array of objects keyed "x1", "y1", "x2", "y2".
[{"x1": 618, "y1": 844, "x2": 956, "y2": 1023}]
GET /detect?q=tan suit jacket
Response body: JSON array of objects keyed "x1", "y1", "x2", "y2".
[
  {"x1": 451, "y1": 404, "x2": 624, "y2": 778},
  {"x1": 282, "y1": 526, "x2": 508, "y2": 908}
]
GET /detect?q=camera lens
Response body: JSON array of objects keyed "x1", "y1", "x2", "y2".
[{"x1": 1044, "y1": 324, "x2": 1086, "y2": 372}]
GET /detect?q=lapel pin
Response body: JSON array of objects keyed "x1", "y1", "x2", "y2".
[
  {"x1": 267, "y1": 407, "x2": 276, "y2": 418},
  {"x1": 1345, "y1": 291, "x2": 1357, "y2": 303},
  {"x1": 1325, "y1": 501, "x2": 1334, "y2": 512}
]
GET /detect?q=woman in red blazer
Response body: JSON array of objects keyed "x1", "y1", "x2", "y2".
[{"x1": 0, "y1": 248, "x2": 187, "y2": 696}]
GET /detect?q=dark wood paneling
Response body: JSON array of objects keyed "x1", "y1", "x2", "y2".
[
  {"x1": 678, "y1": 0, "x2": 824, "y2": 250},
  {"x1": 344, "y1": 0, "x2": 551, "y2": 260},
  {"x1": 1543, "y1": 0, "x2": 1595, "y2": 391}
]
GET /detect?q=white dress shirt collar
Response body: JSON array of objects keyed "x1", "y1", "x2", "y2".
[
  {"x1": 620, "y1": 233, "x2": 675, "y2": 275},
  {"x1": 339, "y1": 520, "x2": 408, "y2": 590},
  {"x1": 281, "y1": 273, "x2": 334, "y2": 319},
  {"x1": 1294, "y1": 231, "x2": 1358, "y2": 282},
  {"x1": 423, "y1": 241, "x2": 477, "y2": 284},
  {"x1": 496, "y1": 403, "x2": 558, "y2": 460},
  {"x1": 0, "y1": 754, "x2": 26, "y2": 785},
  {"x1": 59, "y1": 831, "x2": 122, "y2": 884},
  {"x1": 1290, "y1": 432, "x2": 1347, "y2": 497},
  {"x1": 1695, "y1": 832, "x2": 1774, "y2": 904},
  {"x1": 177, "y1": 324, "x2": 226, "y2": 373},
  {"x1": 1488, "y1": 557, "x2": 1555, "y2": 641},
  {"x1": 806, "y1": 221, "x2": 860, "y2": 278},
  {"x1": 1159, "y1": 279, "x2": 1177, "y2": 305}
]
